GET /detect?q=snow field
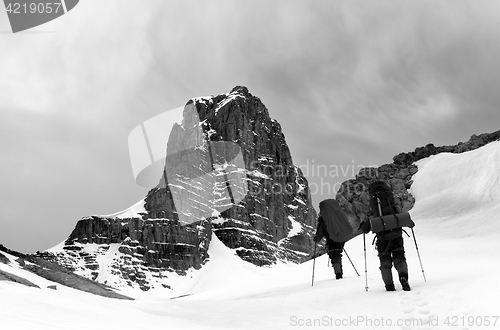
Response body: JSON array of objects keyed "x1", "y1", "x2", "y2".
[{"x1": 2, "y1": 141, "x2": 500, "y2": 329}]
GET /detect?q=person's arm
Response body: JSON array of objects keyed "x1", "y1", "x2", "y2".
[{"x1": 313, "y1": 217, "x2": 326, "y2": 243}]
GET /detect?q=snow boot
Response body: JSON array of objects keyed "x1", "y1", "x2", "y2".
[
  {"x1": 333, "y1": 262, "x2": 342, "y2": 279},
  {"x1": 400, "y1": 275, "x2": 411, "y2": 291},
  {"x1": 385, "y1": 284, "x2": 396, "y2": 291}
]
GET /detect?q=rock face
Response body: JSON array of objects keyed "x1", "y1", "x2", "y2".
[
  {"x1": 337, "y1": 130, "x2": 500, "y2": 233},
  {"x1": 0, "y1": 244, "x2": 132, "y2": 299},
  {"x1": 48, "y1": 216, "x2": 212, "y2": 290},
  {"x1": 145, "y1": 86, "x2": 317, "y2": 266},
  {"x1": 42, "y1": 86, "x2": 317, "y2": 292}
]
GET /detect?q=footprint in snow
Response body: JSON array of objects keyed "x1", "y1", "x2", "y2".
[
  {"x1": 418, "y1": 308, "x2": 431, "y2": 315},
  {"x1": 398, "y1": 289, "x2": 434, "y2": 330}
]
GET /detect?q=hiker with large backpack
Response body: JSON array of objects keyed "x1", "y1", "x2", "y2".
[
  {"x1": 360, "y1": 181, "x2": 414, "y2": 292},
  {"x1": 314, "y1": 199, "x2": 353, "y2": 280}
]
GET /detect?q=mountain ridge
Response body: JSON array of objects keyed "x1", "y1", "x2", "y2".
[
  {"x1": 39, "y1": 86, "x2": 318, "y2": 293},
  {"x1": 336, "y1": 129, "x2": 500, "y2": 232}
]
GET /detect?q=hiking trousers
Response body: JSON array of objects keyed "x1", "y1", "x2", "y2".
[
  {"x1": 327, "y1": 240, "x2": 345, "y2": 276},
  {"x1": 376, "y1": 235, "x2": 408, "y2": 286}
]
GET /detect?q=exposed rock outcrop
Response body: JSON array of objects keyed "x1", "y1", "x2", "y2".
[
  {"x1": 337, "y1": 130, "x2": 500, "y2": 233},
  {"x1": 0, "y1": 269, "x2": 40, "y2": 288},
  {"x1": 64, "y1": 216, "x2": 211, "y2": 273},
  {"x1": 0, "y1": 251, "x2": 9, "y2": 264},
  {"x1": 0, "y1": 244, "x2": 133, "y2": 299},
  {"x1": 393, "y1": 131, "x2": 500, "y2": 166}
]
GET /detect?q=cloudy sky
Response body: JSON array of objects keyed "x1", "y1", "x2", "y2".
[{"x1": 1, "y1": 0, "x2": 500, "y2": 253}]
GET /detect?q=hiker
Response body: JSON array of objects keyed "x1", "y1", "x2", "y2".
[
  {"x1": 314, "y1": 199, "x2": 353, "y2": 280},
  {"x1": 314, "y1": 215, "x2": 345, "y2": 279},
  {"x1": 360, "y1": 181, "x2": 411, "y2": 291}
]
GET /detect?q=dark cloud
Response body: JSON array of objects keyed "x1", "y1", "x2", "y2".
[{"x1": 2, "y1": 0, "x2": 500, "y2": 251}]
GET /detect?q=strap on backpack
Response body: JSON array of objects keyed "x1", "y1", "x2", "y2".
[
  {"x1": 385, "y1": 195, "x2": 400, "y2": 228},
  {"x1": 376, "y1": 197, "x2": 387, "y2": 232}
]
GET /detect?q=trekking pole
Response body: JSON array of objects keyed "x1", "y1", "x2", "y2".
[
  {"x1": 363, "y1": 233, "x2": 368, "y2": 291},
  {"x1": 411, "y1": 228, "x2": 427, "y2": 282},
  {"x1": 312, "y1": 243, "x2": 317, "y2": 286},
  {"x1": 343, "y1": 248, "x2": 360, "y2": 276},
  {"x1": 377, "y1": 197, "x2": 383, "y2": 217}
]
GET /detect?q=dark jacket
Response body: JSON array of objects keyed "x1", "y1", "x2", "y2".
[
  {"x1": 315, "y1": 217, "x2": 344, "y2": 252},
  {"x1": 313, "y1": 216, "x2": 327, "y2": 243}
]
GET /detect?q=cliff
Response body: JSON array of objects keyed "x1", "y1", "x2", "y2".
[{"x1": 42, "y1": 86, "x2": 317, "y2": 292}]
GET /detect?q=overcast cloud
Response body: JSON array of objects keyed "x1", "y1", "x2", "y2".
[{"x1": 1, "y1": 0, "x2": 500, "y2": 252}]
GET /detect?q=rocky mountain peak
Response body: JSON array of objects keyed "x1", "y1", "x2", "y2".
[{"x1": 42, "y1": 86, "x2": 317, "y2": 292}]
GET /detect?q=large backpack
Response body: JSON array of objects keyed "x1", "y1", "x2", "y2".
[
  {"x1": 319, "y1": 199, "x2": 353, "y2": 243},
  {"x1": 368, "y1": 181, "x2": 396, "y2": 217},
  {"x1": 368, "y1": 181, "x2": 414, "y2": 233}
]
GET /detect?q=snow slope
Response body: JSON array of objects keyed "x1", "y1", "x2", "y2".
[
  {"x1": 411, "y1": 140, "x2": 500, "y2": 236},
  {"x1": 2, "y1": 141, "x2": 500, "y2": 329},
  {"x1": 97, "y1": 198, "x2": 146, "y2": 218}
]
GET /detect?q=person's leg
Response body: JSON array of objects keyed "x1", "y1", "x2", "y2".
[
  {"x1": 332, "y1": 262, "x2": 342, "y2": 279},
  {"x1": 377, "y1": 239, "x2": 395, "y2": 291},
  {"x1": 328, "y1": 241, "x2": 344, "y2": 279},
  {"x1": 392, "y1": 237, "x2": 410, "y2": 291}
]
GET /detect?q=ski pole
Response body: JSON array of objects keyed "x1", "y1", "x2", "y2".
[
  {"x1": 363, "y1": 233, "x2": 368, "y2": 291},
  {"x1": 343, "y1": 248, "x2": 360, "y2": 276},
  {"x1": 312, "y1": 243, "x2": 317, "y2": 286},
  {"x1": 411, "y1": 228, "x2": 427, "y2": 282}
]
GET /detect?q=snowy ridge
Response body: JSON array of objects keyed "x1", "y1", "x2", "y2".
[
  {"x1": 411, "y1": 140, "x2": 500, "y2": 236},
  {"x1": 214, "y1": 91, "x2": 245, "y2": 115},
  {"x1": 96, "y1": 198, "x2": 146, "y2": 219},
  {"x1": 3, "y1": 140, "x2": 500, "y2": 328}
]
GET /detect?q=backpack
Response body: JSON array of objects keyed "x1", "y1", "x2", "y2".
[
  {"x1": 368, "y1": 181, "x2": 396, "y2": 217},
  {"x1": 368, "y1": 181, "x2": 415, "y2": 234},
  {"x1": 319, "y1": 199, "x2": 353, "y2": 243}
]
